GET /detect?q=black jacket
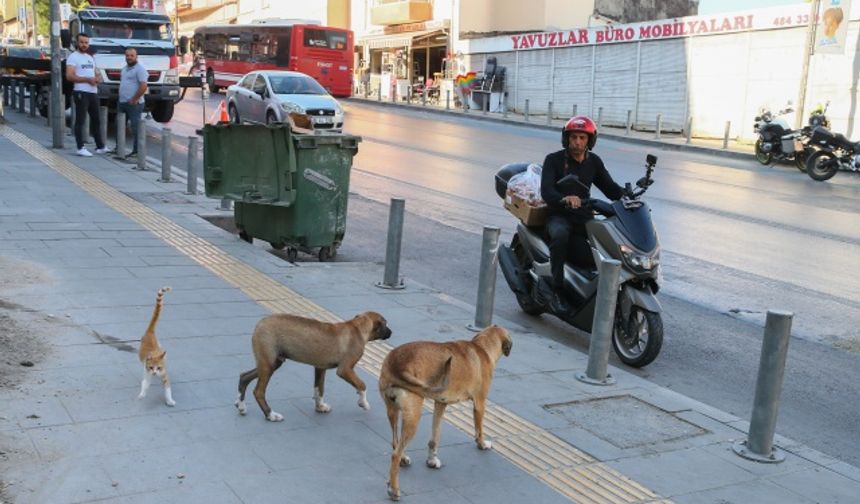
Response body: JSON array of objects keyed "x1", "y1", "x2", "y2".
[{"x1": 540, "y1": 149, "x2": 624, "y2": 223}]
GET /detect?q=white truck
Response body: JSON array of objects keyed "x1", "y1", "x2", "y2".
[{"x1": 63, "y1": 1, "x2": 180, "y2": 122}]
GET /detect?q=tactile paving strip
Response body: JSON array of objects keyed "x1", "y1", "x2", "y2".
[{"x1": 1, "y1": 126, "x2": 668, "y2": 503}]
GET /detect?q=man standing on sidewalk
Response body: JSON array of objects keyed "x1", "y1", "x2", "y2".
[
  {"x1": 66, "y1": 33, "x2": 107, "y2": 157},
  {"x1": 117, "y1": 48, "x2": 148, "y2": 158}
]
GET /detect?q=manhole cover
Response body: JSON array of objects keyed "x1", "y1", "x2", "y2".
[
  {"x1": 126, "y1": 192, "x2": 193, "y2": 205},
  {"x1": 544, "y1": 395, "x2": 708, "y2": 448}
]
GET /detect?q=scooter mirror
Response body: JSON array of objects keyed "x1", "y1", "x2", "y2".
[{"x1": 646, "y1": 154, "x2": 657, "y2": 166}]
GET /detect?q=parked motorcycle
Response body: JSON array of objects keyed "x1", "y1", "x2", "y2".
[
  {"x1": 806, "y1": 126, "x2": 860, "y2": 181},
  {"x1": 495, "y1": 154, "x2": 663, "y2": 368},
  {"x1": 753, "y1": 106, "x2": 813, "y2": 172}
]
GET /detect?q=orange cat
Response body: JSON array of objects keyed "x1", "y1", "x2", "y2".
[{"x1": 137, "y1": 286, "x2": 175, "y2": 406}]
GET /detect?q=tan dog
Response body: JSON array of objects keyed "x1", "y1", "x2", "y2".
[
  {"x1": 235, "y1": 311, "x2": 392, "y2": 421},
  {"x1": 378, "y1": 325, "x2": 512, "y2": 501}
]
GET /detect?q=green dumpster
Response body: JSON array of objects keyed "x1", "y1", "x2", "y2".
[{"x1": 203, "y1": 123, "x2": 361, "y2": 261}]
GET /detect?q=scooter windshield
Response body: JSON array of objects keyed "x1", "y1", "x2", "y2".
[{"x1": 612, "y1": 201, "x2": 658, "y2": 252}]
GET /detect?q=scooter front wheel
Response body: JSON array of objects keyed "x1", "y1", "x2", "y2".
[{"x1": 613, "y1": 306, "x2": 663, "y2": 368}]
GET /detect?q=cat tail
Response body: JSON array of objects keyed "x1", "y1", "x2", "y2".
[{"x1": 145, "y1": 286, "x2": 171, "y2": 334}]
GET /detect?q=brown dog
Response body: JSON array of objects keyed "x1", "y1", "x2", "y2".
[
  {"x1": 378, "y1": 325, "x2": 512, "y2": 501},
  {"x1": 235, "y1": 311, "x2": 392, "y2": 421}
]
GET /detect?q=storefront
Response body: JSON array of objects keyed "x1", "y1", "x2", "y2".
[{"x1": 357, "y1": 20, "x2": 449, "y2": 101}]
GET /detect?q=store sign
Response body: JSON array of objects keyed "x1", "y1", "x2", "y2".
[
  {"x1": 469, "y1": 5, "x2": 817, "y2": 53},
  {"x1": 383, "y1": 19, "x2": 450, "y2": 35}
]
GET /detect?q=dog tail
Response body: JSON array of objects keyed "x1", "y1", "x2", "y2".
[{"x1": 424, "y1": 356, "x2": 452, "y2": 395}]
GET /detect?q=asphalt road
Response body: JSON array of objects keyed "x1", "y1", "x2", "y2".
[{"x1": 142, "y1": 89, "x2": 860, "y2": 466}]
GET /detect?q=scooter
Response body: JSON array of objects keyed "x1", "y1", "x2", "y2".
[{"x1": 495, "y1": 154, "x2": 663, "y2": 368}]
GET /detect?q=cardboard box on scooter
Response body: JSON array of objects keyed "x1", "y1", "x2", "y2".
[{"x1": 504, "y1": 190, "x2": 548, "y2": 226}]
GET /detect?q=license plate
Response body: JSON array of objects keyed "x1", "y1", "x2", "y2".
[{"x1": 312, "y1": 116, "x2": 333, "y2": 124}]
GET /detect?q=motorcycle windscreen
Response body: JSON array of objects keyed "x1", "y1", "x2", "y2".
[{"x1": 612, "y1": 201, "x2": 658, "y2": 252}]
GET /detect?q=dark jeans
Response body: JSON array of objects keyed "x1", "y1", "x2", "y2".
[
  {"x1": 117, "y1": 101, "x2": 143, "y2": 154},
  {"x1": 73, "y1": 91, "x2": 104, "y2": 150},
  {"x1": 546, "y1": 215, "x2": 595, "y2": 288}
]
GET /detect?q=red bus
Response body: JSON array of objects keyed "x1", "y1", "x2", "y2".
[{"x1": 192, "y1": 20, "x2": 353, "y2": 97}]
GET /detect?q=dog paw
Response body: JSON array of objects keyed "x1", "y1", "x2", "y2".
[
  {"x1": 426, "y1": 456, "x2": 441, "y2": 469},
  {"x1": 358, "y1": 398, "x2": 370, "y2": 410},
  {"x1": 315, "y1": 402, "x2": 332, "y2": 413},
  {"x1": 235, "y1": 400, "x2": 247, "y2": 415},
  {"x1": 267, "y1": 411, "x2": 284, "y2": 422},
  {"x1": 137, "y1": 393, "x2": 145, "y2": 400},
  {"x1": 165, "y1": 398, "x2": 176, "y2": 407},
  {"x1": 400, "y1": 455, "x2": 412, "y2": 467},
  {"x1": 387, "y1": 483, "x2": 401, "y2": 501},
  {"x1": 477, "y1": 439, "x2": 493, "y2": 450}
]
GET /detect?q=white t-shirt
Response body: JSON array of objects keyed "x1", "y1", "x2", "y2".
[{"x1": 67, "y1": 51, "x2": 98, "y2": 94}]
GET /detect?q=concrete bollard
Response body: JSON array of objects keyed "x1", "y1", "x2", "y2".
[
  {"x1": 597, "y1": 106, "x2": 604, "y2": 128},
  {"x1": 576, "y1": 258, "x2": 622, "y2": 385},
  {"x1": 29, "y1": 85, "x2": 36, "y2": 117},
  {"x1": 655, "y1": 113, "x2": 662, "y2": 140},
  {"x1": 732, "y1": 310, "x2": 793, "y2": 463},
  {"x1": 160, "y1": 128, "x2": 172, "y2": 182},
  {"x1": 375, "y1": 198, "x2": 406, "y2": 290},
  {"x1": 186, "y1": 136, "x2": 198, "y2": 195},
  {"x1": 116, "y1": 111, "x2": 127, "y2": 158},
  {"x1": 546, "y1": 101, "x2": 553, "y2": 125},
  {"x1": 723, "y1": 120, "x2": 731, "y2": 149},
  {"x1": 136, "y1": 120, "x2": 147, "y2": 171},
  {"x1": 99, "y1": 106, "x2": 108, "y2": 149},
  {"x1": 467, "y1": 226, "x2": 501, "y2": 331},
  {"x1": 524, "y1": 99, "x2": 530, "y2": 122},
  {"x1": 626, "y1": 110, "x2": 632, "y2": 135},
  {"x1": 685, "y1": 116, "x2": 693, "y2": 144}
]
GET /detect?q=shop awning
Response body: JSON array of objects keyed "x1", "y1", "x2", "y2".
[{"x1": 358, "y1": 29, "x2": 445, "y2": 50}]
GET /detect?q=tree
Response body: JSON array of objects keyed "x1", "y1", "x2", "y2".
[{"x1": 35, "y1": 0, "x2": 90, "y2": 39}]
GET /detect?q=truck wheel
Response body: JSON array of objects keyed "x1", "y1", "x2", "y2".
[{"x1": 150, "y1": 101, "x2": 175, "y2": 123}]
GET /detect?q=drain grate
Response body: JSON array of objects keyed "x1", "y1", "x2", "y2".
[{"x1": 545, "y1": 395, "x2": 709, "y2": 449}]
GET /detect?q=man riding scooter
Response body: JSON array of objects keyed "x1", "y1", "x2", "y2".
[{"x1": 541, "y1": 115, "x2": 624, "y2": 312}]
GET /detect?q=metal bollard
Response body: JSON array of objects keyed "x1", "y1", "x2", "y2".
[
  {"x1": 391, "y1": 85, "x2": 396, "y2": 103},
  {"x1": 29, "y1": 85, "x2": 36, "y2": 117},
  {"x1": 723, "y1": 120, "x2": 731, "y2": 149},
  {"x1": 18, "y1": 81, "x2": 26, "y2": 112},
  {"x1": 467, "y1": 226, "x2": 501, "y2": 331},
  {"x1": 219, "y1": 197, "x2": 232, "y2": 211},
  {"x1": 377, "y1": 82, "x2": 382, "y2": 102},
  {"x1": 136, "y1": 120, "x2": 147, "y2": 171},
  {"x1": 160, "y1": 128, "x2": 172, "y2": 182},
  {"x1": 446, "y1": 90, "x2": 451, "y2": 110},
  {"x1": 2, "y1": 83, "x2": 8, "y2": 106},
  {"x1": 422, "y1": 90, "x2": 427, "y2": 107},
  {"x1": 597, "y1": 106, "x2": 604, "y2": 128},
  {"x1": 732, "y1": 310, "x2": 793, "y2": 463},
  {"x1": 576, "y1": 259, "x2": 622, "y2": 385},
  {"x1": 524, "y1": 99, "x2": 530, "y2": 122},
  {"x1": 626, "y1": 110, "x2": 632, "y2": 135},
  {"x1": 482, "y1": 95, "x2": 488, "y2": 115},
  {"x1": 502, "y1": 97, "x2": 508, "y2": 118},
  {"x1": 116, "y1": 111, "x2": 127, "y2": 158},
  {"x1": 572, "y1": 104, "x2": 577, "y2": 117},
  {"x1": 375, "y1": 198, "x2": 406, "y2": 290},
  {"x1": 69, "y1": 98, "x2": 76, "y2": 136},
  {"x1": 99, "y1": 105, "x2": 108, "y2": 149},
  {"x1": 186, "y1": 136, "x2": 198, "y2": 195},
  {"x1": 546, "y1": 101, "x2": 553, "y2": 125},
  {"x1": 364, "y1": 81, "x2": 369, "y2": 99},
  {"x1": 685, "y1": 116, "x2": 693, "y2": 144},
  {"x1": 655, "y1": 113, "x2": 662, "y2": 140}
]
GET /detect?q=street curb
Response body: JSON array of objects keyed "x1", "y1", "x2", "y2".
[{"x1": 345, "y1": 97, "x2": 757, "y2": 162}]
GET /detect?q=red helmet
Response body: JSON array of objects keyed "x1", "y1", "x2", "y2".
[{"x1": 562, "y1": 115, "x2": 597, "y2": 149}]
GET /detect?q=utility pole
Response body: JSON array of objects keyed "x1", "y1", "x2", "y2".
[
  {"x1": 796, "y1": 0, "x2": 820, "y2": 129},
  {"x1": 50, "y1": 0, "x2": 63, "y2": 148}
]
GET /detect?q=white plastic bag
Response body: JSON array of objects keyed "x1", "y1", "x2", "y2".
[{"x1": 507, "y1": 163, "x2": 544, "y2": 205}]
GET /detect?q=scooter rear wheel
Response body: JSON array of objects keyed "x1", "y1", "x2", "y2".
[
  {"x1": 613, "y1": 306, "x2": 663, "y2": 368},
  {"x1": 511, "y1": 234, "x2": 544, "y2": 316}
]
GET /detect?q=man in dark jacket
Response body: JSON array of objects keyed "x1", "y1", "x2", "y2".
[{"x1": 540, "y1": 115, "x2": 624, "y2": 311}]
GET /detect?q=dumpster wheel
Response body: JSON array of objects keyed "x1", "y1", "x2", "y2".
[
  {"x1": 239, "y1": 230, "x2": 253, "y2": 244},
  {"x1": 318, "y1": 246, "x2": 336, "y2": 262}
]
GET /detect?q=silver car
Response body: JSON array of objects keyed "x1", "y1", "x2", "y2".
[{"x1": 225, "y1": 70, "x2": 345, "y2": 131}]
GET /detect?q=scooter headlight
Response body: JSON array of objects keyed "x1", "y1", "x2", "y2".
[{"x1": 619, "y1": 244, "x2": 660, "y2": 271}]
